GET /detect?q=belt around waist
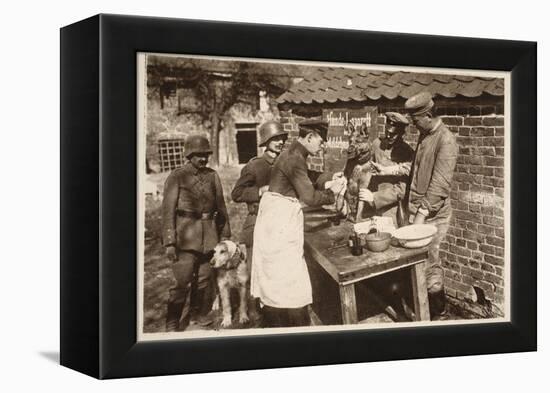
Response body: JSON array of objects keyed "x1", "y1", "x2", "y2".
[
  {"x1": 247, "y1": 203, "x2": 259, "y2": 216},
  {"x1": 176, "y1": 210, "x2": 215, "y2": 220}
]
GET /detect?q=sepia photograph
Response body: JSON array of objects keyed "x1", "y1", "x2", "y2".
[{"x1": 137, "y1": 52, "x2": 510, "y2": 340}]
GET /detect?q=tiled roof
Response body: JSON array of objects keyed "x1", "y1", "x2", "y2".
[{"x1": 276, "y1": 67, "x2": 504, "y2": 105}]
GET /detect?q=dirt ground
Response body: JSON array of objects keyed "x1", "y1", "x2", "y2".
[
  {"x1": 143, "y1": 165, "x2": 249, "y2": 333},
  {"x1": 142, "y1": 164, "x2": 469, "y2": 334}
]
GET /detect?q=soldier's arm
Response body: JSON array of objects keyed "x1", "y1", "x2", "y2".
[
  {"x1": 287, "y1": 156, "x2": 335, "y2": 206},
  {"x1": 420, "y1": 134, "x2": 458, "y2": 213},
  {"x1": 308, "y1": 170, "x2": 334, "y2": 189},
  {"x1": 161, "y1": 173, "x2": 179, "y2": 247},
  {"x1": 214, "y1": 172, "x2": 231, "y2": 239},
  {"x1": 231, "y1": 163, "x2": 260, "y2": 203},
  {"x1": 396, "y1": 142, "x2": 415, "y2": 176}
]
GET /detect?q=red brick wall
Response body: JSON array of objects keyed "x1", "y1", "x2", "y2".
[{"x1": 279, "y1": 101, "x2": 506, "y2": 316}]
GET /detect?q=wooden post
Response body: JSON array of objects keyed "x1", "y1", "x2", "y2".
[
  {"x1": 411, "y1": 262, "x2": 430, "y2": 321},
  {"x1": 339, "y1": 284, "x2": 358, "y2": 324}
]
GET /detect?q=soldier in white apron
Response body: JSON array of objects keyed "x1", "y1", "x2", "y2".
[{"x1": 251, "y1": 119, "x2": 344, "y2": 327}]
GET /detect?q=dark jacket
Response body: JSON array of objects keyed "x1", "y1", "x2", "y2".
[
  {"x1": 268, "y1": 140, "x2": 335, "y2": 206},
  {"x1": 231, "y1": 153, "x2": 276, "y2": 246},
  {"x1": 408, "y1": 119, "x2": 458, "y2": 220},
  {"x1": 161, "y1": 162, "x2": 231, "y2": 253},
  {"x1": 232, "y1": 153, "x2": 275, "y2": 214},
  {"x1": 371, "y1": 137, "x2": 414, "y2": 210}
]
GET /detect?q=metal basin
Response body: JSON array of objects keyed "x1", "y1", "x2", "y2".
[
  {"x1": 392, "y1": 224, "x2": 437, "y2": 248},
  {"x1": 365, "y1": 232, "x2": 392, "y2": 252}
]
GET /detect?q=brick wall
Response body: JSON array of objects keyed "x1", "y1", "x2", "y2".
[
  {"x1": 435, "y1": 107, "x2": 505, "y2": 315},
  {"x1": 279, "y1": 100, "x2": 506, "y2": 316},
  {"x1": 280, "y1": 110, "x2": 326, "y2": 172}
]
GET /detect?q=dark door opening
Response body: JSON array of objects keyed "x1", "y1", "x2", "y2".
[{"x1": 235, "y1": 123, "x2": 258, "y2": 164}]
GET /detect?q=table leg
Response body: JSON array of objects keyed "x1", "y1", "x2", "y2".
[
  {"x1": 339, "y1": 284, "x2": 358, "y2": 324},
  {"x1": 411, "y1": 262, "x2": 430, "y2": 321}
]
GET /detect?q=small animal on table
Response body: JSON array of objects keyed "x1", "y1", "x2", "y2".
[
  {"x1": 343, "y1": 131, "x2": 374, "y2": 222},
  {"x1": 209, "y1": 240, "x2": 250, "y2": 328}
]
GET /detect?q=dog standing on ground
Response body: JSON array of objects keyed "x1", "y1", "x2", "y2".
[{"x1": 210, "y1": 240, "x2": 250, "y2": 328}]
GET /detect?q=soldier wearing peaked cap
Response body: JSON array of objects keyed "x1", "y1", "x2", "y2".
[
  {"x1": 161, "y1": 134, "x2": 231, "y2": 331},
  {"x1": 295, "y1": 118, "x2": 329, "y2": 141},
  {"x1": 251, "y1": 118, "x2": 345, "y2": 327},
  {"x1": 404, "y1": 91, "x2": 458, "y2": 320},
  {"x1": 357, "y1": 111, "x2": 414, "y2": 222}
]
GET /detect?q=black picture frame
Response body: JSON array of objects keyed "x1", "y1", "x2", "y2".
[{"x1": 60, "y1": 14, "x2": 536, "y2": 379}]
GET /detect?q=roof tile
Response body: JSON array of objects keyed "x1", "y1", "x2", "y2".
[{"x1": 277, "y1": 67, "x2": 503, "y2": 104}]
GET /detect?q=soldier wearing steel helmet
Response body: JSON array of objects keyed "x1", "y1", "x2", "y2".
[
  {"x1": 161, "y1": 134, "x2": 231, "y2": 332},
  {"x1": 231, "y1": 121, "x2": 288, "y2": 259},
  {"x1": 231, "y1": 121, "x2": 288, "y2": 319}
]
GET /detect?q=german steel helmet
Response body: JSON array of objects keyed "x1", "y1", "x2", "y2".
[
  {"x1": 184, "y1": 134, "x2": 212, "y2": 157},
  {"x1": 258, "y1": 121, "x2": 287, "y2": 147}
]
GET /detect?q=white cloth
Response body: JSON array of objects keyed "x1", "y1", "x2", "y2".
[{"x1": 251, "y1": 192, "x2": 312, "y2": 308}]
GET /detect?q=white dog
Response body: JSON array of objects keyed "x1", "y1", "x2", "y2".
[{"x1": 209, "y1": 240, "x2": 250, "y2": 328}]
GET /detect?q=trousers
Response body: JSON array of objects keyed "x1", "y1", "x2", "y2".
[
  {"x1": 424, "y1": 218, "x2": 450, "y2": 295},
  {"x1": 168, "y1": 250, "x2": 214, "y2": 328},
  {"x1": 260, "y1": 305, "x2": 311, "y2": 328}
]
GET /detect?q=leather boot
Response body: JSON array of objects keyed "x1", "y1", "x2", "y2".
[
  {"x1": 191, "y1": 287, "x2": 215, "y2": 327},
  {"x1": 165, "y1": 301, "x2": 185, "y2": 332}
]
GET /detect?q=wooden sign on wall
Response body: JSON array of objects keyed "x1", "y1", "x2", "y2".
[{"x1": 322, "y1": 107, "x2": 378, "y2": 172}]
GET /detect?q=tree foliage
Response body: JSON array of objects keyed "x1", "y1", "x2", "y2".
[{"x1": 147, "y1": 55, "x2": 312, "y2": 165}]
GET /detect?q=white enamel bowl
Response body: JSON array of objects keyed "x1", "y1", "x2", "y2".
[{"x1": 392, "y1": 224, "x2": 438, "y2": 248}]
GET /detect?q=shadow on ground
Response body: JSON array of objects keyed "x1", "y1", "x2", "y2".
[{"x1": 39, "y1": 351, "x2": 59, "y2": 364}]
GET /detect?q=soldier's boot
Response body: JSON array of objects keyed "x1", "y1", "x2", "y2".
[
  {"x1": 191, "y1": 287, "x2": 215, "y2": 327},
  {"x1": 248, "y1": 297, "x2": 261, "y2": 321},
  {"x1": 165, "y1": 301, "x2": 185, "y2": 332}
]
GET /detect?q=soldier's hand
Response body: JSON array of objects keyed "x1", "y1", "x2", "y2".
[
  {"x1": 372, "y1": 162, "x2": 384, "y2": 173},
  {"x1": 359, "y1": 189, "x2": 374, "y2": 204},
  {"x1": 413, "y1": 212, "x2": 426, "y2": 225},
  {"x1": 259, "y1": 185, "x2": 269, "y2": 197},
  {"x1": 399, "y1": 162, "x2": 412, "y2": 175},
  {"x1": 166, "y1": 246, "x2": 178, "y2": 261}
]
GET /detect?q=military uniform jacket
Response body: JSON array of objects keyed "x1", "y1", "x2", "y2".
[
  {"x1": 231, "y1": 153, "x2": 276, "y2": 247},
  {"x1": 268, "y1": 140, "x2": 335, "y2": 206},
  {"x1": 371, "y1": 137, "x2": 414, "y2": 210},
  {"x1": 408, "y1": 119, "x2": 458, "y2": 220},
  {"x1": 161, "y1": 162, "x2": 231, "y2": 253}
]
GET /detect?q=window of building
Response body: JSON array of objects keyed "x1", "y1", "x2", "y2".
[{"x1": 158, "y1": 139, "x2": 185, "y2": 172}]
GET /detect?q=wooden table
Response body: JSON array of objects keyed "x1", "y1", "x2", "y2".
[{"x1": 304, "y1": 221, "x2": 431, "y2": 324}]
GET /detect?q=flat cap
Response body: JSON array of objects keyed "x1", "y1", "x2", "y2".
[
  {"x1": 385, "y1": 112, "x2": 409, "y2": 126},
  {"x1": 298, "y1": 118, "x2": 329, "y2": 141},
  {"x1": 404, "y1": 92, "x2": 434, "y2": 116}
]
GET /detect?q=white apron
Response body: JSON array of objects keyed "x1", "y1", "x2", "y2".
[{"x1": 251, "y1": 192, "x2": 312, "y2": 308}]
